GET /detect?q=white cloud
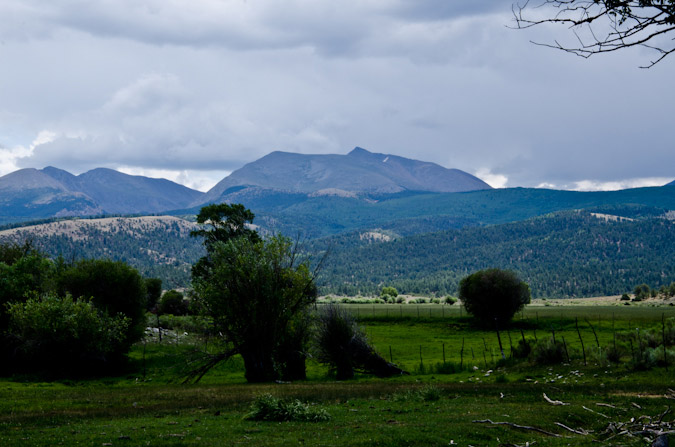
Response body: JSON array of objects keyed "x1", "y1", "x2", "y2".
[
  {"x1": 474, "y1": 168, "x2": 508, "y2": 189},
  {"x1": 0, "y1": 130, "x2": 56, "y2": 176},
  {"x1": 116, "y1": 166, "x2": 226, "y2": 192},
  {"x1": 535, "y1": 178, "x2": 673, "y2": 191},
  {"x1": 570, "y1": 178, "x2": 674, "y2": 192}
]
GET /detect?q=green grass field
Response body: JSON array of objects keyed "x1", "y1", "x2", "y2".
[{"x1": 2, "y1": 304, "x2": 674, "y2": 446}]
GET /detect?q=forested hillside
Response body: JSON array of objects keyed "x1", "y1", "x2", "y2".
[
  {"x1": 0, "y1": 217, "x2": 203, "y2": 288},
  {"x1": 204, "y1": 185, "x2": 675, "y2": 239},
  {"x1": 309, "y1": 212, "x2": 675, "y2": 298}
]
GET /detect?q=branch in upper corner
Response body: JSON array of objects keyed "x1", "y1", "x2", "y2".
[{"x1": 512, "y1": 0, "x2": 675, "y2": 68}]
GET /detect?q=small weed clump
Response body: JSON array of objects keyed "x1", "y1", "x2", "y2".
[
  {"x1": 494, "y1": 373, "x2": 508, "y2": 383},
  {"x1": 531, "y1": 337, "x2": 566, "y2": 365},
  {"x1": 431, "y1": 361, "x2": 464, "y2": 374},
  {"x1": 245, "y1": 394, "x2": 331, "y2": 422},
  {"x1": 512, "y1": 337, "x2": 533, "y2": 359},
  {"x1": 391, "y1": 385, "x2": 441, "y2": 402},
  {"x1": 605, "y1": 344, "x2": 625, "y2": 363}
]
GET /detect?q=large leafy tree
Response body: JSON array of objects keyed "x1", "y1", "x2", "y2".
[
  {"x1": 459, "y1": 268, "x2": 531, "y2": 326},
  {"x1": 57, "y1": 259, "x2": 148, "y2": 349},
  {"x1": 513, "y1": 1, "x2": 675, "y2": 67},
  {"x1": 190, "y1": 203, "x2": 260, "y2": 282},
  {"x1": 190, "y1": 203, "x2": 260, "y2": 252},
  {"x1": 193, "y1": 234, "x2": 317, "y2": 383}
]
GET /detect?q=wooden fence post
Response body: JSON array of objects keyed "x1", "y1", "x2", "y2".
[
  {"x1": 663, "y1": 313, "x2": 669, "y2": 372},
  {"x1": 576, "y1": 317, "x2": 587, "y2": 366},
  {"x1": 585, "y1": 318, "x2": 600, "y2": 348},
  {"x1": 561, "y1": 336, "x2": 570, "y2": 363}
]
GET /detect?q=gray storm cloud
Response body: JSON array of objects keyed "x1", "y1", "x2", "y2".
[{"x1": 0, "y1": 0, "x2": 673, "y2": 190}]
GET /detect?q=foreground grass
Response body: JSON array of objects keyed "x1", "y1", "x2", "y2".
[
  {"x1": 1, "y1": 304, "x2": 674, "y2": 446},
  {"x1": 2, "y1": 376, "x2": 674, "y2": 446}
]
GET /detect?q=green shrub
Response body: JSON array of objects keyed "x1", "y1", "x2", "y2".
[
  {"x1": 605, "y1": 344, "x2": 625, "y2": 363},
  {"x1": 380, "y1": 286, "x2": 398, "y2": 299},
  {"x1": 0, "y1": 252, "x2": 54, "y2": 332},
  {"x1": 5, "y1": 294, "x2": 130, "y2": 374},
  {"x1": 245, "y1": 394, "x2": 331, "y2": 422},
  {"x1": 444, "y1": 296, "x2": 458, "y2": 305},
  {"x1": 531, "y1": 337, "x2": 566, "y2": 365},
  {"x1": 620, "y1": 293, "x2": 631, "y2": 301},
  {"x1": 391, "y1": 385, "x2": 441, "y2": 402},
  {"x1": 653, "y1": 346, "x2": 675, "y2": 367},
  {"x1": 588, "y1": 347, "x2": 611, "y2": 366},
  {"x1": 512, "y1": 337, "x2": 534, "y2": 359},
  {"x1": 633, "y1": 283, "x2": 651, "y2": 301},
  {"x1": 495, "y1": 373, "x2": 508, "y2": 383},
  {"x1": 314, "y1": 304, "x2": 406, "y2": 379},
  {"x1": 459, "y1": 268, "x2": 530, "y2": 326},
  {"x1": 431, "y1": 361, "x2": 463, "y2": 374},
  {"x1": 159, "y1": 290, "x2": 188, "y2": 316},
  {"x1": 419, "y1": 385, "x2": 441, "y2": 401}
]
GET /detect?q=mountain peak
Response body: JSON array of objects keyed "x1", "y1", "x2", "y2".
[
  {"x1": 0, "y1": 166, "x2": 204, "y2": 222},
  {"x1": 348, "y1": 147, "x2": 372, "y2": 156},
  {"x1": 203, "y1": 147, "x2": 492, "y2": 202},
  {"x1": 0, "y1": 168, "x2": 69, "y2": 191}
]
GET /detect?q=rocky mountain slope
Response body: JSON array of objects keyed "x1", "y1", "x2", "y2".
[
  {"x1": 201, "y1": 147, "x2": 491, "y2": 204},
  {"x1": 0, "y1": 167, "x2": 204, "y2": 224}
]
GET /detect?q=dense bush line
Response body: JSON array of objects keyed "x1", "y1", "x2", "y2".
[{"x1": 0, "y1": 242, "x2": 151, "y2": 376}]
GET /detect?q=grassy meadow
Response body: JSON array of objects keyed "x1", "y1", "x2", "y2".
[{"x1": 2, "y1": 302, "x2": 674, "y2": 446}]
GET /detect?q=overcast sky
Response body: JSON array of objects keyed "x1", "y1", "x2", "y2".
[{"x1": 1, "y1": 1, "x2": 673, "y2": 191}]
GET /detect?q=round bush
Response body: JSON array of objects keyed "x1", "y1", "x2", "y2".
[
  {"x1": 380, "y1": 286, "x2": 398, "y2": 299},
  {"x1": 458, "y1": 268, "x2": 530, "y2": 326},
  {"x1": 159, "y1": 290, "x2": 188, "y2": 315}
]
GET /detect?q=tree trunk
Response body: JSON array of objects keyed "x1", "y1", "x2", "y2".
[
  {"x1": 241, "y1": 349, "x2": 277, "y2": 383},
  {"x1": 335, "y1": 362, "x2": 355, "y2": 380},
  {"x1": 280, "y1": 350, "x2": 307, "y2": 381}
]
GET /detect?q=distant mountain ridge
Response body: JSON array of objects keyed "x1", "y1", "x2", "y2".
[
  {"x1": 0, "y1": 167, "x2": 204, "y2": 224},
  {"x1": 201, "y1": 147, "x2": 491, "y2": 204},
  {"x1": 1, "y1": 149, "x2": 673, "y2": 231}
]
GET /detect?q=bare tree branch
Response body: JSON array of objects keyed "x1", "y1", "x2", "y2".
[
  {"x1": 512, "y1": 1, "x2": 675, "y2": 67},
  {"x1": 473, "y1": 419, "x2": 562, "y2": 437}
]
